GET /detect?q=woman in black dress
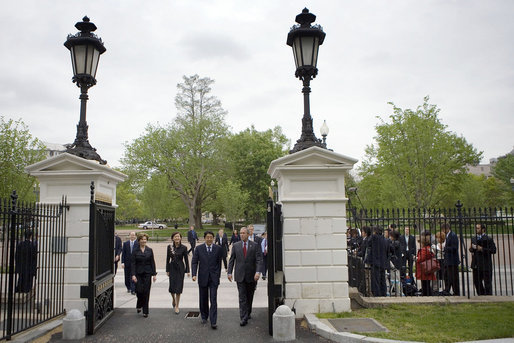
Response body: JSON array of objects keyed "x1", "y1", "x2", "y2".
[
  {"x1": 166, "y1": 232, "x2": 190, "y2": 314},
  {"x1": 131, "y1": 233, "x2": 157, "y2": 318}
]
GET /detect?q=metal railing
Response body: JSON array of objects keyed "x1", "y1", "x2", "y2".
[
  {"x1": 0, "y1": 191, "x2": 67, "y2": 340},
  {"x1": 347, "y1": 203, "x2": 514, "y2": 297}
]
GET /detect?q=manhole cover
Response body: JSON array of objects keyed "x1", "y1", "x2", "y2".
[
  {"x1": 328, "y1": 318, "x2": 388, "y2": 333},
  {"x1": 185, "y1": 311, "x2": 200, "y2": 319}
]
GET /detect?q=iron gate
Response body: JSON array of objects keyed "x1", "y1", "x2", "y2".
[
  {"x1": 266, "y1": 197, "x2": 285, "y2": 336},
  {"x1": 81, "y1": 182, "x2": 115, "y2": 334},
  {"x1": 0, "y1": 191, "x2": 67, "y2": 340}
]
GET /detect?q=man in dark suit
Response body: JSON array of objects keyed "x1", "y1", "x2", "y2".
[
  {"x1": 188, "y1": 225, "x2": 199, "y2": 255},
  {"x1": 469, "y1": 223, "x2": 496, "y2": 295},
  {"x1": 400, "y1": 226, "x2": 416, "y2": 277},
  {"x1": 114, "y1": 232, "x2": 122, "y2": 275},
  {"x1": 192, "y1": 231, "x2": 223, "y2": 329},
  {"x1": 215, "y1": 228, "x2": 229, "y2": 270},
  {"x1": 247, "y1": 224, "x2": 262, "y2": 245},
  {"x1": 442, "y1": 223, "x2": 460, "y2": 295},
  {"x1": 365, "y1": 227, "x2": 388, "y2": 297},
  {"x1": 121, "y1": 232, "x2": 139, "y2": 294},
  {"x1": 228, "y1": 227, "x2": 263, "y2": 326}
]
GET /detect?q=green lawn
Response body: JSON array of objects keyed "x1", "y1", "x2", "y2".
[
  {"x1": 115, "y1": 224, "x2": 226, "y2": 242},
  {"x1": 318, "y1": 303, "x2": 514, "y2": 343}
]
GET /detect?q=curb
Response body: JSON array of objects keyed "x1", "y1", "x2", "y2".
[{"x1": 11, "y1": 318, "x2": 62, "y2": 343}]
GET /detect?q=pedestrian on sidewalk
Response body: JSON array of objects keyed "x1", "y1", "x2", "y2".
[
  {"x1": 215, "y1": 228, "x2": 229, "y2": 271},
  {"x1": 191, "y1": 231, "x2": 223, "y2": 329},
  {"x1": 166, "y1": 232, "x2": 190, "y2": 314},
  {"x1": 228, "y1": 227, "x2": 263, "y2": 327},
  {"x1": 260, "y1": 232, "x2": 268, "y2": 280},
  {"x1": 131, "y1": 233, "x2": 157, "y2": 318},
  {"x1": 122, "y1": 232, "x2": 139, "y2": 294},
  {"x1": 188, "y1": 225, "x2": 199, "y2": 255}
]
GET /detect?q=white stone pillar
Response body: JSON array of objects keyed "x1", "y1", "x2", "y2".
[
  {"x1": 26, "y1": 153, "x2": 127, "y2": 312},
  {"x1": 268, "y1": 146, "x2": 357, "y2": 317}
]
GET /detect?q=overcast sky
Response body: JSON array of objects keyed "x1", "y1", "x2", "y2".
[{"x1": 1, "y1": 0, "x2": 513, "y2": 169}]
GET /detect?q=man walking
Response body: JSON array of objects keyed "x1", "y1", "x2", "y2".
[
  {"x1": 442, "y1": 223, "x2": 460, "y2": 295},
  {"x1": 215, "y1": 228, "x2": 229, "y2": 271},
  {"x1": 192, "y1": 231, "x2": 223, "y2": 329},
  {"x1": 188, "y1": 225, "x2": 199, "y2": 255},
  {"x1": 261, "y1": 232, "x2": 268, "y2": 280},
  {"x1": 469, "y1": 223, "x2": 496, "y2": 295},
  {"x1": 121, "y1": 232, "x2": 139, "y2": 294},
  {"x1": 228, "y1": 227, "x2": 263, "y2": 326}
]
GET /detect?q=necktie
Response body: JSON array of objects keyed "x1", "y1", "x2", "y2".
[
  {"x1": 130, "y1": 241, "x2": 134, "y2": 252},
  {"x1": 243, "y1": 242, "x2": 247, "y2": 257},
  {"x1": 208, "y1": 246, "x2": 211, "y2": 253}
]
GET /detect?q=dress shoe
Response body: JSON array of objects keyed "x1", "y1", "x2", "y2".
[
  {"x1": 201, "y1": 319, "x2": 207, "y2": 324},
  {"x1": 240, "y1": 320, "x2": 247, "y2": 326},
  {"x1": 143, "y1": 314, "x2": 148, "y2": 318},
  {"x1": 175, "y1": 308, "x2": 180, "y2": 315},
  {"x1": 262, "y1": 276, "x2": 266, "y2": 280},
  {"x1": 131, "y1": 291, "x2": 135, "y2": 295},
  {"x1": 127, "y1": 290, "x2": 131, "y2": 293},
  {"x1": 211, "y1": 324, "x2": 217, "y2": 329},
  {"x1": 137, "y1": 308, "x2": 141, "y2": 313}
]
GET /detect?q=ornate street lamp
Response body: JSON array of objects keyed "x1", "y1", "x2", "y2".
[
  {"x1": 320, "y1": 120, "x2": 329, "y2": 148},
  {"x1": 287, "y1": 8, "x2": 326, "y2": 154},
  {"x1": 64, "y1": 16, "x2": 107, "y2": 164}
]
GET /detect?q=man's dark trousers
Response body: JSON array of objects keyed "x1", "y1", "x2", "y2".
[
  {"x1": 237, "y1": 280, "x2": 256, "y2": 320},
  {"x1": 199, "y1": 278, "x2": 218, "y2": 325}
]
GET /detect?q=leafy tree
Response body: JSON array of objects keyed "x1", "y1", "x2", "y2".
[
  {"x1": 359, "y1": 97, "x2": 482, "y2": 208},
  {"x1": 492, "y1": 154, "x2": 514, "y2": 186},
  {"x1": 139, "y1": 173, "x2": 188, "y2": 221},
  {"x1": 222, "y1": 126, "x2": 288, "y2": 222},
  {"x1": 122, "y1": 75, "x2": 228, "y2": 228},
  {"x1": 116, "y1": 180, "x2": 143, "y2": 222},
  {"x1": 217, "y1": 180, "x2": 249, "y2": 229},
  {"x1": 0, "y1": 117, "x2": 46, "y2": 201}
]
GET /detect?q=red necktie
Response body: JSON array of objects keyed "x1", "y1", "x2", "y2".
[{"x1": 243, "y1": 242, "x2": 247, "y2": 257}]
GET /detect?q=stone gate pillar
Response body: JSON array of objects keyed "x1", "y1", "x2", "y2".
[
  {"x1": 26, "y1": 153, "x2": 127, "y2": 312},
  {"x1": 268, "y1": 146, "x2": 357, "y2": 317}
]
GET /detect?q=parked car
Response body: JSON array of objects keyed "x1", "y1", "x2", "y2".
[{"x1": 137, "y1": 221, "x2": 167, "y2": 230}]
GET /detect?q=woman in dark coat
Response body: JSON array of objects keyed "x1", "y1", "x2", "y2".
[
  {"x1": 230, "y1": 229, "x2": 240, "y2": 245},
  {"x1": 131, "y1": 233, "x2": 157, "y2": 317},
  {"x1": 15, "y1": 229, "x2": 37, "y2": 293},
  {"x1": 166, "y1": 232, "x2": 190, "y2": 314}
]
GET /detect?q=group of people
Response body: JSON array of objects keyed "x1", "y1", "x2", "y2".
[
  {"x1": 117, "y1": 224, "x2": 268, "y2": 329},
  {"x1": 348, "y1": 222, "x2": 496, "y2": 297}
]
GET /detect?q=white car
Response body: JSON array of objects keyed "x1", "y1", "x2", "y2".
[{"x1": 137, "y1": 221, "x2": 167, "y2": 230}]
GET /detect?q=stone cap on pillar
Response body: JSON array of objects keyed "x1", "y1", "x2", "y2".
[
  {"x1": 268, "y1": 146, "x2": 358, "y2": 203},
  {"x1": 25, "y1": 152, "x2": 127, "y2": 205}
]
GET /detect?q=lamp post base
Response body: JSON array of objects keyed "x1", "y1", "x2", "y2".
[{"x1": 66, "y1": 140, "x2": 107, "y2": 165}]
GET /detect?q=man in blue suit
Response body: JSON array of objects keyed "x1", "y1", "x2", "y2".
[
  {"x1": 192, "y1": 231, "x2": 223, "y2": 329},
  {"x1": 121, "y1": 232, "x2": 139, "y2": 294},
  {"x1": 442, "y1": 223, "x2": 460, "y2": 295}
]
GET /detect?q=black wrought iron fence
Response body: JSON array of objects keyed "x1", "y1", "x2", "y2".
[
  {"x1": 0, "y1": 191, "x2": 68, "y2": 340},
  {"x1": 347, "y1": 202, "x2": 514, "y2": 298}
]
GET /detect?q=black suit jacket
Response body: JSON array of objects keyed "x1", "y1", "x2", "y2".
[
  {"x1": 228, "y1": 240, "x2": 263, "y2": 283},
  {"x1": 365, "y1": 234, "x2": 389, "y2": 269},
  {"x1": 191, "y1": 244, "x2": 222, "y2": 288},
  {"x1": 122, "y1": 240, "x2": 139, "y2": 266},
  {"x1": 215, "y1": 233, "x2": 229, "y2": 256},
  {"x1": 115, "y1": 236, "x2": 122, "y2": 258},
  {"x1": 248, "y1": 234, "x2": 262, "y2": 246},
  {"x1": 400, "y1": 234, "x2": 416, "y2": 259},
  {"x1": 470, "y1": 234, "x2": 496, "y2": 271},
  {"x1": 131, "y1": 246, "x2": 157, "y2": 276},
  {"x1": 444, "y1": 231, "x2": 460, "y2": 266}
]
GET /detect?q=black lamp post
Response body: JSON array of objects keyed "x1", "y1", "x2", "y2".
[
  {"x1": 64, "y1": 16, "x2": 107, "y2": 165},
  {"x1": 287, "y1": 8, "x2": 326, "y2": 154}
]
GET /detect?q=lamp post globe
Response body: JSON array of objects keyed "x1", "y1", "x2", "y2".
[
  {"x1": 320, "y1": 120, "x2": 329, "y2": 148},
  {"x1": 287, "y1": 8, "x2": 326, "y2": 154},
  {"x1": 64, "y1": 16, "x2": 107, "y2": 165}
]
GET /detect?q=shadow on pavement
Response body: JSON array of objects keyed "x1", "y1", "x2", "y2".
[{"x1": 48, "y1": 308, "x2": 328, "y2": 343}]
